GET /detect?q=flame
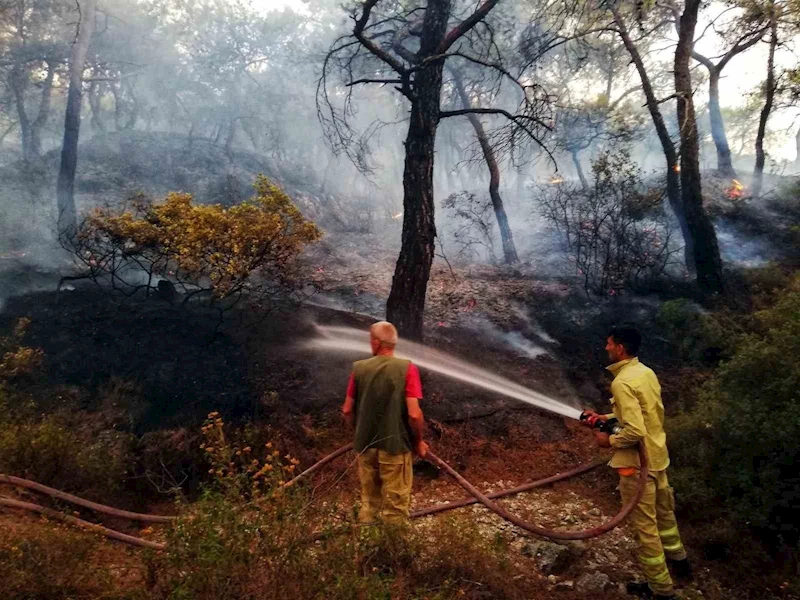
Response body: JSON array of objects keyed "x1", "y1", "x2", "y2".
[
  {"x1": 673, "y1": 164, "x2": 681, "y2": 173},
  {"x1": 549, "y1": 176, "x2": 564, "y2": 185},
  {"x1": 726, "y1": 179, "x2": 745, "y2": 200},
  {"x1": 391, "y1": 212, "x2": 403, "y2": 220}
]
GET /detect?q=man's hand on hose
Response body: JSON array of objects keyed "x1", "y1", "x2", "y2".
[
  {"x1": 414, "y1": 440, "x2": 429, "y2": 458},
  {"x1": 593, "y1": 430, "x2": 611, "y2": 447},
  {"x1": 580, "y1": 409, "x2": 608, "y2": 425}
]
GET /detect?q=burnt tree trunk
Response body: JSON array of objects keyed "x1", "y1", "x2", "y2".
[
  {"x1": 450, "y1": 68, "x2": 519, "y2": 264},
  {"x1": 56, "y1": 0, "x2": 97, "y2": 237},
  {"x1": 570, "y1": 149, "x2": 589, "y2": 191},
  {"x1": 88, "y1": 80, "x2": 106, "y2": 132},
  {"x1": 612, "y1": 6, "x2": 695, "y2": 273},
  {"x1": 11, "y1": 61, "x2": 56, "y2": 161},
  {"x1": 386, "y1": 0, "x2": 452, "y2": 340},
  {"x1": 753, "y1": 14, "x2": 778, "y2": 198},
  {"x1": 675, "y1": 0, "x2": 723, "y2": 295},
  {"x1": 707, "y1": 70, "x2": 736, "y2": 177}
]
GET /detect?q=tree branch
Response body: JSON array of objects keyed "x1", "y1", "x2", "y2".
[
  {"x1": 437, "y1": 0, "x2": 501, "y2": 55},
  {"x1": 346, "y1": 78, "x2": 403, "y2": 86},
  {"x1": 352, "y1": 0, "x2": 407, "y2": 75}
]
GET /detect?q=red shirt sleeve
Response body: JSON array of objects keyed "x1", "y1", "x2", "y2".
[
  {"x1": 346, "y1": 372, "x2": 356, "y2": 398},
  {"x1": 405, "y1": 363, "x2": 423, "y2": 398}
]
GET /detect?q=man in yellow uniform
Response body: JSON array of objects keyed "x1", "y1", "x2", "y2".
[{"x1": 583, "y1": 327, "x2": 692, "y2": 600}]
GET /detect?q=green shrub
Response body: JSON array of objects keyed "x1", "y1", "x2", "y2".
[
  {"x1": 0, "y1": 389, "x2": 134, "y2": 500},
  {"x1": 146, "y1": 414, "x2": 532, "y2": 600},
  {"x1": 0, "y1": 523, "x2": 122, "y2": 600},
  {"x1": 656, "y1": 298, "x2": 730, "y2": 362},
  {"x1": 670, "y1": 274, "x2": 800, "y2": 547}
]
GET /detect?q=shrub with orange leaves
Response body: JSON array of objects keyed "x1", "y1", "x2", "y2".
[{"x1": 66, "y1": 176, "x2": 321, "y2": 311}]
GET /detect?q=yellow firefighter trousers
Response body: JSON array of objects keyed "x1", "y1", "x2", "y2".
[
  {"x1": 619, "y1": 469, "x2": 687, "y2": 596},
  {"x1": 357, "y1": 449, "x2": 413, "y2": 525}
]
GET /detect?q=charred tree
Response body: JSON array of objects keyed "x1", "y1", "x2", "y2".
[
  {"x1": 10, "y1": 60, "x2": 57, "y2": 162},
  {"x1": 319, "y1": 0, "x2": 549, "y2": 339},
  {"x1": 675, "y1": 0, "x2": 723, "y2": 294},
  {"x1": 57, "y1": 0, "x2": 97, "y2": 237},
  {"x1": 610, "y1": 5, "x2": 695, "y2": 273},
  {"x1": 753, "y1": 10, "x2": 779, "y2": 198},
  {"x1": 450, "y1": 68, "x2": 519, "y2": 264}
]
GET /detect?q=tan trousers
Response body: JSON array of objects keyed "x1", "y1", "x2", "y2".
[
  {"x1": 619, "y1": 469, "x2": 687, "y2": 596},
  {"x1": 357, "y1": 449, "x2": 413, "y2": 524}
]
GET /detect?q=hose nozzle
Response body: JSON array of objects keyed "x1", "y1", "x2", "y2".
[{"x1": 580, "y1": 411, "x2": 622, "y2": 435}]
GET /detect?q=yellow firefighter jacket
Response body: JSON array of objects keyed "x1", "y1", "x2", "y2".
[{"x1": 605, "y1": 357, "x2": 670, "y2": 471}]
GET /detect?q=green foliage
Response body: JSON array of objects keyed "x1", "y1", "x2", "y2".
[
  {"x1": 0, "y1": 391, "x2": 134, "y2": 499},
  {"x1": 670, "y1": 274, "x2": 800, "y2": 546},
  {"x1": 656, "y1": 299, "x2": 728, "y2": 362},
  {"x1": 147, "y1": 415, "x2": 531, "y2": 600},
  {"x1": 0, "y1": 525, "x2": 121, "y2": 600}
]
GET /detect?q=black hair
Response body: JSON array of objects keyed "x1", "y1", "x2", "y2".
[{"x1": 608, "y1": 326, "x2": 641, "y2": 356}]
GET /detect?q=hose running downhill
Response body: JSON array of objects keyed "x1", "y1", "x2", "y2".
[{"x1": 0, "y1": 442, "x2": 647, "y2": 547}]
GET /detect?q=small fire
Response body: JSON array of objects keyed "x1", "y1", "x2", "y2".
[
  {"x1": 549, "y1": 176, "x2": 564, "y2": 185},
  {"x1": 673, "y1": 164, "x2": 681, "y2": 173},
  {"x1": 391, "y1": 212, "x2": 403, "y2": 220},
  {"x1": 726, "y1": 179, "x2": 745, "y2": 200}
]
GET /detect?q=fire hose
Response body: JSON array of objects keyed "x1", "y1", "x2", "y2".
[{"x1": 0, "y1": 439, "x2": 648, "y2": 548}]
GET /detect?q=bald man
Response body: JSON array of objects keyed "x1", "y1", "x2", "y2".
[{"x1": 341, "y1": 321, "x2": 428, "y2": 524}]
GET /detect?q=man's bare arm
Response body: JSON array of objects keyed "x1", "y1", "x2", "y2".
[
  {"x1": 342, "y1": 396, "x2": 355, "y2": 429},
  {"x1": 405, "y1": 396, "x2": 428, "y2": 457}
]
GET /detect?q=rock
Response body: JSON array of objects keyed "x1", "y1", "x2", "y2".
[
  {"x1": 555, "y1": 580, "x2": 574, "y2": 591},
  {"x1": 588, "y1": 508, "x2": 601, "y2": 516},
  {"x1": 548, "y1": 574, "x2": 558, "y2": 583},
  {"x1": 522, "y1": 540, "x2": 572, "y2": 574},
  {"x1": 575, "y1": 572, "x2": 610, "y2": 594}
]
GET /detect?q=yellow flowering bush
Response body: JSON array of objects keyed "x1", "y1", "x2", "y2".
[
  {"x1": 198, "y1": 411, "x2": 301, "y2": 500},
  {"x1": 0, "y1": 318, "x2": 44, "y2": 380},
  {"x1": 69, "y1": 176, "x2": 321, "y2": 310}
]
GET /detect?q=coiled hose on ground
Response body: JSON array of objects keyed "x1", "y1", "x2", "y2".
[{"x1": 0, "y1": 442, "x2": 647, "y2": 548}]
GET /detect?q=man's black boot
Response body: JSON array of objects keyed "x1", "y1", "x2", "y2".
[
  {"x1": 669, "y1": 557, "x2": 694, "y2": 582},
  {"x1": 626, "y1": 581, "x2": 677, "y2": 600}
]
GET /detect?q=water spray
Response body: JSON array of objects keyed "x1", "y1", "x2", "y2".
[{"x1": 308, "y1": 324, "x2": 583, "y2": 420}]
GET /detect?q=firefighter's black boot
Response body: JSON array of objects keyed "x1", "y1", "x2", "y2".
[
  {"x1": 626, "y1": 581, "x2": 677, "y2": 600},
  {"x1": 669, "y1": 557, "x2": 694, "y2": 582}
]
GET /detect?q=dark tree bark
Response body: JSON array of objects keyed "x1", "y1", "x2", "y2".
[
  {"x1": 11, "y1": 60, "x2": 56, "y2": 161},
  {"x1": 88, "y1": 80, "x2": 106, "y2": 132},
  {"x1": 450, "y1": 68, "x2": 519, "y2": 264},
  {"x1": 675, "y1": 0, "x2": 723, "y2": 295},
  {"x1": 323, "y1": 0, "x2": 528, "y2": 340},
  {"x1": 386, "y1": 1, "x2": 452, "y2": 340},
  {"x1": 57, "y1": 0, "x2": 97, "y2": 237},
  {"x1": 570, "y1": 149, "x2": 589, "y2": 191},
  {"x1": 753, "y1": 12, "x2": 779, "y2": 198},
  {"x1": 611, "y1": 5, "x2": 695, "y2": 273}
]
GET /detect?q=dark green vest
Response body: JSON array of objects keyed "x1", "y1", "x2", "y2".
[{"x1": 353, "y1": 355, "x2": 411, "y2": 454}]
